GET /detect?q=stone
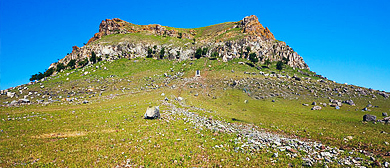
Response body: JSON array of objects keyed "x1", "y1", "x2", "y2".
[
  {"x1": 335, "y1": 106, "x2": 340, "y2": 110},
  {"x1": 342, "y1": 99, "x2": 355, "y2": 106},
  {"x1": 18, "y1": 99, "x2": 30, "y2": 103},
  {"x1": 362, "y1": 107, "x2": 368, "y2": 111},
  {"x1": 311, "y1": 102, "x2": 316, "y2": 105},
  {"x1": 10, "y1": 100, "x2": 18, "y2": 106},
  {"x1": 83, "y1": 100, "x2": 89, "y2": 104},
  {"x1": 330, "y1": 99, "x2": 342, "y2": 107},
  {"x1": 311, "y1": 106, "x2": 322, "y2": 110},
  {"x1": 302, "y1": 104, "x2": 309, "y2": 106},
  {"x1": 384, "y1": 161, "x2": 389, "y2": 168},
  {"x1": 382, "y1": 112, "x2": 388, "y2": 117},
  {"x1": 363, "y1": 114, "x2": 376, "y2": 122},
  {"x1": 7, "y1": 92, "x2": 15, "y2": 98},
  {"x1": 244, "y1": 100, "x2": 248, "y2": 104},
  {"x1": 378, "y1": 92, "x2": 389, "y2": 98},
  {"x1": 177, "y1": 97, "x2": 183, "y2": 101},
  {"x1": 272, "y1": 152, "x2": 278, "y2": 158},
  {"x1": 144, "y1": 106, "x2": 160, "y2": 119}
]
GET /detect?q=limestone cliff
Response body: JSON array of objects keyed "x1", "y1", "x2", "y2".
[{"x1": 50, "y1": 15, "x2": 309, "y2": 70}]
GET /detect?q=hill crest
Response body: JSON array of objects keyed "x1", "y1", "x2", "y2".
[{"x1": 49, "y1": 15, "x2": 309, "y2": 71}]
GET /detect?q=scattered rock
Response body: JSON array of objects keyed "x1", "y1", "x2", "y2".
[
  {"x1": 18, "y1": 99, "x2": 30, "y2": 104},
  {"x1": 382, "y1": 112, "x2": 388, "y2": 117},
  {"x1": 144, "y1": 106, "x2": 160, "y2": 119},
  {"x1": 7, "y1": 92, "x2": 15, "y2": 98},
  {"x1": 363, "y1": 114, "x2": 376, "y2": 122},
  {"x1": 311, "y1": 102, "x2": 316, "y2": 105},
  {"x1": 311, "y1": 106, "x2": 322, "y2": 110},
  {"x1": 342, "y1": 99, "x2": 355, "y2": 106}
]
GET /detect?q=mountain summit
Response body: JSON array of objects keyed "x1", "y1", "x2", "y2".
[{"x1": 50, "y1": 15, "x2": 308, "y2": 70}]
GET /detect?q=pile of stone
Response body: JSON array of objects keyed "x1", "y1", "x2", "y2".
[{"x1": 160, "y1": 99, "x2": 380, "y2": 167}]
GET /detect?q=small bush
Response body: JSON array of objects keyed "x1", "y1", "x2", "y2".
[
  {"x1": 147, "y1": 47, "x2": 153, "y2": 58},
  {"x1": 178, "y1": 32, "x2": 182, "y2": 39},
  {"x1": 276, "y1": 61, "x2": 283, "y2": 71},
  {"x1": 249, "y1": 53, "x2": 258, "y2": 64},
  {"x1": 202, "y1": 47, "x2": 208, "y2": 56},
  {"x1": 78, "y1": 58, "x2": 89, "y2": 68},
  {"x1": 195, "y1": 48, "x2": 202, "y2": 59},
  {"x1": 67, "y1": 59, "x2": 76, "y2": 69},
  {"x1": 282, "y1": 57, "x2": 289, "y2": 64},
  {"x1": 264, "y1": 59, "x2": 271, "y2": 67},
  {"x1": 90, "y1": 51, "x2": 97, "y2": 64},
  {"x1": 159, "y1": 47, "x2": 165, "y2": 59},
  {"x1": 211, "y1": 52, "x2": 219, "y2": 58},
  {"x1": 56, "y1": 63, "x2": 65, "y2": 72}
]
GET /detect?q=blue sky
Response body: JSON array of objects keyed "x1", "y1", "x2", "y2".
[{"x1": 1, "y1": 0, "x2": 389, "y2": 91}]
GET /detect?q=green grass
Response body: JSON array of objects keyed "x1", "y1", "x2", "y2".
[{"x1": 1, "y1": 58, "x2": 389, "y2": 167}]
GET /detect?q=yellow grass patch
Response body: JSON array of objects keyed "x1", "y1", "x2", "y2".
[{"x1": 31, "y1": 129, "x2": 116, "y2": 139}]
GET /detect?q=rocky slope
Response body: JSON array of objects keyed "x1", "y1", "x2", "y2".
[{"x1": 50, "y1": 15, "x2": 308, "y2": 70}]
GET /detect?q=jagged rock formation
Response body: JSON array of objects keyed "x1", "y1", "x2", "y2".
[{"x1": 50, "y1": 15, "x2": 309, "y2": 70}]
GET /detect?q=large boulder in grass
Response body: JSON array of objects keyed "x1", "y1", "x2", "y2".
[
  {"x1": 363, "y1": 114, "x2": 376, "y2": 122},
  {"x1": 144, "y1": 106, "x2": 160, "y2": 119}
]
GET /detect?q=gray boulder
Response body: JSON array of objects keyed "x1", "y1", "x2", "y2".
[
  {"x1": 18, "y1": 99, "x2": 30, "y2": 103},
  {"x1": 144, "y1": 106, "x2": 160, "y2": 119},
  {"x1": 383, "y1": 112, "x2": 388, "y2": 117},
  {"x1": 342, "y1": 99, "x2": 355, "y2": 106},
  {"x1": 311, "y1": 106, "x2": 322, "y2": 110},
  {"x1": 7, "y1": 92, "x2": 15, "y2": 98},
  {"x1": 363, "y1": 114, "x2": 376, "y2": 122}
]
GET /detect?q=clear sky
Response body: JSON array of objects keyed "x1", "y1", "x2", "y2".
[{"x1": 1, "y1": 0, "x2": 389, "y2": 91}]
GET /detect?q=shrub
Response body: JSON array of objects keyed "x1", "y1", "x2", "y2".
[
  {"x1": 202, "y1": 47, "x2": 208, "y2": 56},
  {"x1": 211, "y1": 52, "x2": 219, "y2": 58},
  {"x1": 249, "y1": 53, "x2": 258, "y2": 64},
  {"x1": 195, "y1": 48, "x2": 202, "y2": 59},
  {"x1": 153, "y1": 45, "x2": 157, "y2": 54},
  {"x1": 56, "y1": 63, "x2": 65, "y2": 72},
  {"x1": 178, "y1": 32, "x2": 182, "y2": 39},
  {"x1": 147, "y1": 47, "x2": 153, "y2": 58},
  {"x1": 159, "y1": 47, "x2": 165, "y2": 59},
  {"x1": 67, "y1": 59, "x2": 76, "y2": 69},
  {"x1": 276, "y1": 61, "x2": 283, "y2": 71},
  {"x1": 282, "y1": 57, "x2": 289, "y2": 64},
  {"x1": 176, "y1": 51, "x2": 180, "y2": 59},
  {"x1": 29, "y1": 74, "x2": 38, "y2": 81},
  {"x1": 90, "y1": 51, "x2": 97, "y2": 64},
  {"x1": 44, "y1": 67, "x2": 55, "y2": 77},
  {"x1": 78, "y1": 58, "x2": 89, "y2": 68},
  {"x1": 264, "y1": 59, "x2": 271, "y2": 67},
  {"x1": 246, "y1": 46, "x2": 251, "y2": 53}
]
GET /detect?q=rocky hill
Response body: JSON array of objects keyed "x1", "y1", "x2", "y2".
[
  {"x1": 50, "y1": 15, "x2": 308, "y2": 70},
  {"x1": 1, "y1": 15, "x2": 390, "y2": 167}
]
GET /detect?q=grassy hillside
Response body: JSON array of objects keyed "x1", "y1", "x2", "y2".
[{"x1": 1, "y1": 57, "x2": 389, "y2": 167}]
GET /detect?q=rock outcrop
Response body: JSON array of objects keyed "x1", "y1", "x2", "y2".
[
  {"x1": 239, "y1": 15, "x2": 275, "y2": 40},
  {"x1": 50, "y1": 15, "x2": 309, "y2": 70}
]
